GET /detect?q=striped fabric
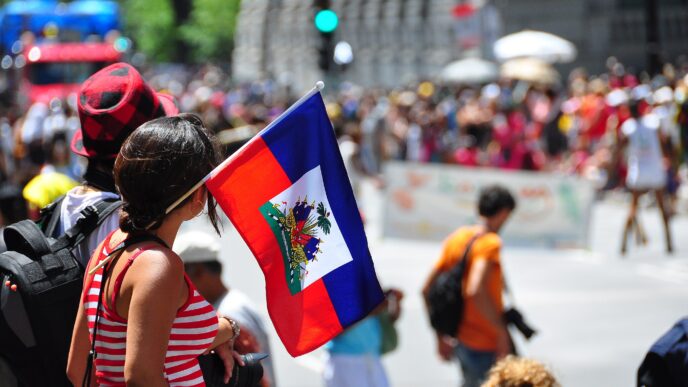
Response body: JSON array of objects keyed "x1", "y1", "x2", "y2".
[{"x1": 83, "y1": 236, "x2": 218, "y2": 386}]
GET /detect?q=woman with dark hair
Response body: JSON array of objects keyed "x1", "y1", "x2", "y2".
[{"x1": 67, "y1": 114, "x2": 242, "y2": 386}]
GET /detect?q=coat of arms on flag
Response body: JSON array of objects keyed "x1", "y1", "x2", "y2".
[
  {"x1": 260, "y1": 165, "x2": 353, "y2": 295},
  {"x1": 205, "y1": 85, "x2": 384, "y2": 356}
]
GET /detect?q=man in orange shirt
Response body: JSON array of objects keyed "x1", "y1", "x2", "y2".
[{"x1": 423, "y1": 185, "x2": 516, "y2": 387}]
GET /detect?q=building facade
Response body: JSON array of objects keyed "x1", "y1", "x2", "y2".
[{"x1": 232, "y1": 0, "x2": 688, "y2": 91}]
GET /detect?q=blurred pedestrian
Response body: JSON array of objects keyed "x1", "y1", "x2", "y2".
[
  {"x1": 423, "y1": 186, "x2": 517, "y2": 387},
  {"x1": 22, "y1": 170, "x2": 77, "y2": 216},
  {"x1": 175, "y1": 230, "x2": 277, "y2": 387},
  {"x1": 652, "y1": 86, "x2": 681, "y2": 217},
  {"x1": 0, "y1": 185, "x2": 26, "y2": 229},
  {"x1": 322, "y1": 289, "x2": 403, "y2": 387},
  {"x1": 618, "y1": 94, "x2": 673, "y2": 255}
]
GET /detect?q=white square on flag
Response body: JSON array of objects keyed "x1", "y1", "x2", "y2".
[{"x1": 261, "y1": 166, "x2": 353, "y2": 293}]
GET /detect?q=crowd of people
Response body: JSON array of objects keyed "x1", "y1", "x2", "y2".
[
  {"x1": 3, "y1": 57, "x2": 688, "y2": 227},
  {"x1": 1, "y1": 63, "x2": 271, "y2": 387},
  {"x1": 1, "y1": 58, "x2": 688, "y2": 386},
  {"x1": 0, "y1": 60, "x2": 556, "y2": 387},
  {"x1": 140, "y1": 58, "x2": 688, "y2": 187}
]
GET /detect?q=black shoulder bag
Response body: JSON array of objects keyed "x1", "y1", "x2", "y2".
[{"x1": 426, "y1": 233, "x2": 482, "y2": 337}]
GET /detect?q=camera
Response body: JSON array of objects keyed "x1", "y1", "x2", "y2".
[
  {"x1": 198, "y1": 353, "x2": 264, "y2": 387},
  {"x1": 503, "y1": 307, "x2": 537, "y2": 340}
]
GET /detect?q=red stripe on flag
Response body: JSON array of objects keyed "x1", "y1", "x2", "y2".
[{"x1": 206, "y1": 137, "x2": 343, "y2": 356}]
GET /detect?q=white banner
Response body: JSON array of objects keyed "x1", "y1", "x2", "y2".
[{"x1": 382, "y1": 162, "x2": 595, "y2": 248}]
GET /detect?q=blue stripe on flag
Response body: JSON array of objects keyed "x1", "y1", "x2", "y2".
[{"x1": 261, "y1": 93, "x2": 384, "y2": 327}]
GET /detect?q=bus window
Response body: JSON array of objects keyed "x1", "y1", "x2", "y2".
[{"x1": 27, "y1": 61, "x2": 110, "y2": 85}]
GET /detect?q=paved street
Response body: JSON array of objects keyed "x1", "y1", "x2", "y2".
[{"x1": 199, "y1": 191, "x2": 688, "y2": 387}]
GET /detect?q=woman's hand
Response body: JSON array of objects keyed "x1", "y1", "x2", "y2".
[{"x1": 212, "y1": 342, "x2": 245, "y2": 384}]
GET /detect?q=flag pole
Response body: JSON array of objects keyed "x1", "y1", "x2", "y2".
[
  {"x1": 161, "y1": 81, "x2": 325, "y2": 217},
  {"x1": 89, "y1": 82, "x2": 326, "y2": 276}
]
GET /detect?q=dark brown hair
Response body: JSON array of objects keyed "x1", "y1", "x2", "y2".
[
  {"x1": 478, "y1": 185, "x2": 516, "y2": 217},
  {"x1": 114, "y1": 113, "x2": 221, "y2": 233}
]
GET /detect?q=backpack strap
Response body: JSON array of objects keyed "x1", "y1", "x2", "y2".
[
  {"x1": 3, "y1": 199, "x2": 121, "y2": 277},
  {"x1": 449, "y1": 231, "x2": 484, "y2": 279},
  {"x1": 2, "y1": 220, "x2": 66, "y2": 275},
  {"x1": 3, "y1": 220, "x2": 53, "y2": 258},
  {"x1": 51, "y1": 199, "x2": 122, "y2": 254},
  {"x1": 66, "y1": 199, "x2": 121, "y2": 242}
]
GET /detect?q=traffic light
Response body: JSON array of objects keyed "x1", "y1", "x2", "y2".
[
  {"x1": 314, "y1": 0, "x2": 338, "y2": 72},
  {"x1": 315, "y1": 9, "x2": 338, "y2": 33}
]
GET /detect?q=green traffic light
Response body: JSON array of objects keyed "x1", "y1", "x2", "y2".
[{"x1": 314, "y1": 9, "x2": 338, "y2": 33}]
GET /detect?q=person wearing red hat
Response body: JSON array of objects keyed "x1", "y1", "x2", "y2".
[{"x1": 57, "y1": 62, "x2": 179, "y2": 267}]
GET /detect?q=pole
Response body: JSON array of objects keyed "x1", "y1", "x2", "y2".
[{"x1": 644, "y1": 0, "x2": 661, "y2": 76}]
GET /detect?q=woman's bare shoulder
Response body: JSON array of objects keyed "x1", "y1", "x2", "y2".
[{"x1": 126, "y1": 246, "x2": 184, "y2": 286}]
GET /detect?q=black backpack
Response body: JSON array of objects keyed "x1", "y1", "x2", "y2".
[
  {"x1": 425, "y1": 234, "x2": 481, "y2": 337},
  {"x1": 0, "y1": 198, "x2": 120, "y2": 386}
]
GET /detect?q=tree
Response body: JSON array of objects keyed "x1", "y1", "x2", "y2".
[
  {"x1": 180, "y1": 0, "x2": 241, "y2": 63},
  {"x1": 121, "y1": 0, "x2": 177, "y2": 62}
]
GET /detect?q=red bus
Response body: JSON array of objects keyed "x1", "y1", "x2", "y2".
[{"x1": 20, "y1": 42, "x2": 122, "y2": 105}]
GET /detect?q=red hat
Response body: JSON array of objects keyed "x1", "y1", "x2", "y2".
[{"x1": 71, "y1": 63, "x2": 179, "y2": 159}]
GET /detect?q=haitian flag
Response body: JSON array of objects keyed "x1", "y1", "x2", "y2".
[{"x1": 205, "y1": 88, "x2": 384, "y2": 356}]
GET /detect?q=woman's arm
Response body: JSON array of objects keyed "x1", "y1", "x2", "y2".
[
  {"x1": 209, "y1": 315, "x2": 234, "y2": 349},
  {"x1": 123, "y1": 250, "x2": 186, "y2": 387},
  {"x1": 67, "y1": 249, "x2": 100, "y2": 387},
  {"x1": 66, "y1": 292, "x2": 95, "y2": 386}
]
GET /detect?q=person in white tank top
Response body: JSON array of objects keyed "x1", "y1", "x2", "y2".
[
  {"x1": 618, "y1": 96, "x2": 672, "y2": 255},
  {"x1": 622, "y1": 112, "x2": 665, "y2": 190}
]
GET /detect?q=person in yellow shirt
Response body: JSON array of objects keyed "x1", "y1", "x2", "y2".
[{"x1": 423, "y1": 185, "x2": 516, "y2": 387}]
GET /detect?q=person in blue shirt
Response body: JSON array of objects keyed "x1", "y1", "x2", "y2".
[{"x1": 323, "y1": 289, "x2": 403, "y2": 387}]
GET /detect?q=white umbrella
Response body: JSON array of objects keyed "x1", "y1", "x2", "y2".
[
  {"x1": 439, "y1": 57, "x2": 499, "y2": 85},
  {"x1": 501, "y1": 57, "x2": 560, "y2": 85},
  {"x1": 494, "y1": 30, "x2": 577, "y2": 63}
]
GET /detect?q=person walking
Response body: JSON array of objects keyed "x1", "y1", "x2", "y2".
[
  {"x1": 619, "y1": 92, "x2": 673, "y2": 255},
  {"x1": 423, "y1": 185, "x2": 517, "y2": 387}
]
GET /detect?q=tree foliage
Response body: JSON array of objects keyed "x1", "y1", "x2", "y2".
[
  {"x1": 122, "y1": 0, "x2": 178, "y2": 62},
  {"x1": 120, "y1": 0, "x2": 240, "y2": 63},
  {"x1": 179, "y1": 0, "x2": 241, "y2": 63}
]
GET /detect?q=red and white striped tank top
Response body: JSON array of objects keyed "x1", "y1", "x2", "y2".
[{"x1": 83, "y1": 233, "x2": 219, "y2": 386}]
